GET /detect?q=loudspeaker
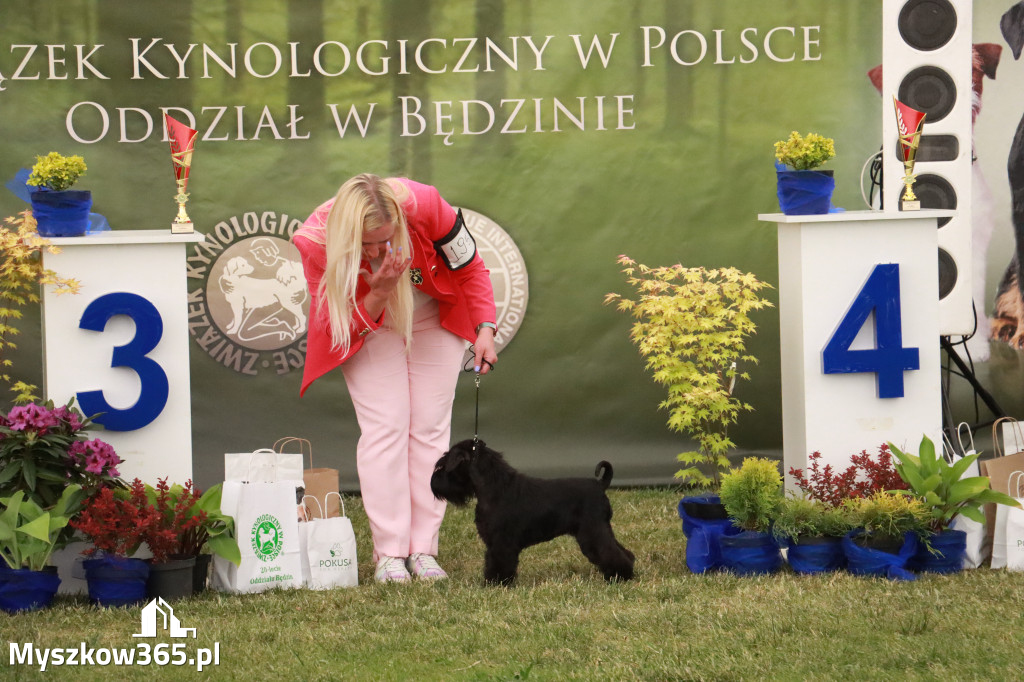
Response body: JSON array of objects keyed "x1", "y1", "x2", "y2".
[{"x1": 882, "y1": 0, "x2": 973, "y2": 335}]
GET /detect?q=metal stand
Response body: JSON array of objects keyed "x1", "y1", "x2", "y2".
[{"x1": 939, "y1": 335, "x2": 1006, "y2": 437}]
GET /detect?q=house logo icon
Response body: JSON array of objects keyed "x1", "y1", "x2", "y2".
[{"x1": 133, "y1": 598, "x2": 197, "y2": 639}]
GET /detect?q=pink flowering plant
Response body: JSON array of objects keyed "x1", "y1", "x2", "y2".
[{"x1": 0, "y1": 399, "x2": 122, "y2": 514}]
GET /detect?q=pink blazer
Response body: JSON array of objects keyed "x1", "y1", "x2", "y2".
[{"x1": 293, "y1": 178, "x2": 496, "y2": 396}]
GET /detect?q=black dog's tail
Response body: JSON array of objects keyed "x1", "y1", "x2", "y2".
[{"x1": 594, "y1": 461, "x2": 613, "y2": 489}]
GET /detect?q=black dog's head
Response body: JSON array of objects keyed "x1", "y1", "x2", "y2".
[{"x1": 430, "y1": 438, "x2": 483, "y2": 506}]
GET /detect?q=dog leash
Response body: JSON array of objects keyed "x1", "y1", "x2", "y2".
[{"x1": 464, "y1": 348, "x2": 493, "y2": 453}]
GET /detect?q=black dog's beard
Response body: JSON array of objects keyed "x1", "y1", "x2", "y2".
[{"x1": 430, "y1": 460, "x2": 474, "y2": 506}]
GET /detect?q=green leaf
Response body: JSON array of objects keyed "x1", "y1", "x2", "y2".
[
  {"x1": 918, "y1": 435, "x2": 938, "y2": 475},
  {"x1": 14, "y1": 513, "x2": 51, "y2": 543},
  {"x1": 207, "y1": 534, "x2": 241, "y2": 566}
]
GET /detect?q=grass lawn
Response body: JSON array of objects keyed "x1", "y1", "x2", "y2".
[{"x1": 4, "y1": 487, "x2": 1024, "y2": 681}]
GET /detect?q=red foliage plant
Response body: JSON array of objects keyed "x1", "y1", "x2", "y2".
[
  {"x1": 148, "y1": 478, "x2": 206, "y2": 562},
  {"x1": 70, "y1": 479, "x2": 157, "y2": 557},
  {"x1": 788, "y1": 445, "x2": 908, "y2": 508}
]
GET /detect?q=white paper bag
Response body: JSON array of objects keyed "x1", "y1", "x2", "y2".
[
  {"x1": 946, "y1": 423, "x2": 987, "y2": 569},
  {"x1": 225, "y1": 448, "x2": 303, "y2": 483},
  {"x1": 212, "y1": 450, "x2": 304, "y2": 593},
  {"x1": 300, "y1": 493, "x2": 358, "y2": 590},
  {"x1": 992, "y1": 471, "x2": 1024, "y2": 570}
]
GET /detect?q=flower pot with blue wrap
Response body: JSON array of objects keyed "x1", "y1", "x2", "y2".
[
  {"x1": 889, "y1": 435, "x2": 1023, "y2": 574},
  {"x1": 677, "y1": 495, "x2": 741, "y2": 573},
  {"x1": 841, "y1": 491, "x2": 931, "y2": 581},
  {"x1": 717, "y1": 457, "x2": 784, "y2": 576},
  {"x1": 771, "y1": 496, "x2": 852, "y2": 574},
  {"x1": 0, "y1": 485, "x2": 83, "y2": 613},
  {"x1": 25, "y1": 151, "x2": 91, "y2": 237},
  {"x1": 773, "y1": 131, "x2": 837, "y2": 215}
]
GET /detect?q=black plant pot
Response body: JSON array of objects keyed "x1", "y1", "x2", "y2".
[
  {"x1": 853, "y1": 533, "x2": 905, "y2": 555},
  {"x1": 147, "y1": 556, "x2": 196, "y2": 601},
  {"x1": 679, "y1": 495, "x2": 729, "y2": 521},
  {"x1": 192, "y1": 554, "x2": 213, "y2": 593}
]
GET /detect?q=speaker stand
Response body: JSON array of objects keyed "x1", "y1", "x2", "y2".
[{"x1": 939, "y1": 335, "x2": 1006, "y2": 435}]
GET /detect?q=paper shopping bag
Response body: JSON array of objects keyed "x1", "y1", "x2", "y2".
[
  {"x1": 946, "y1": 423, "x2": 986, "y2": 569},
  {"x1": 212, "y1": 479, "x2": 303, "y2": 593},
  {"x1": 276, "y1": 437, "x2": 340, "y2": 519},
  {"x1": 981, "y1": 418, "x2": 1024, "y2": 555},
  {"x1": 225, "y1": 447, "x2": 303, "y2": 483},
  {"x1": 993, "y1": 471, "x2": 1024, "y2": 570},
  {"x1": 299, "y1": 493, "x2": 358, "y2": 590}
]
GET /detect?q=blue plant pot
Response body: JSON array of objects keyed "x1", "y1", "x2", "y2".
[
  {"x1": 0, "y1": 567, "x2": 61, "y2": 613},
  {"x1": 719, "y1": 530, "x2": 783, "y2": 576},
  {"x1": 784, "y1": 535, "x2": 846, "y2": 574},
  {"x1": 30, "y1": 189, "x2": 92, "y2": 237},
  {"x1": 842, "y1": 529, "x2": 919, "y2": 581},
  {"x1": 776, "y1": 169, "x2": 834, "y2": 215},
  {"x1": 83, "y1": 555, "x2": 149, "y2": 607},
  {"x1": 909, "y1": 529, "x2": 967, "y2": 574}
]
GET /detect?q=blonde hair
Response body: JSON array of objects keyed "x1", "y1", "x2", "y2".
[{"x1": 318, "y1": 174, "x2": 414, "y2": 354}]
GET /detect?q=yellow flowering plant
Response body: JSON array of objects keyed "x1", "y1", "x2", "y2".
[
  {"x1": 773, "y1": 131, "x2": 836, "y2": 171},
  {"x1": 26, "y1": 152, "x2": 87, "y2": 192},
  {"x1": 606, "y1": 256, "x2": 773, "y2": 489},
  {"x1": 0, "y1": 211, "x2": 80, "y2": 403}
]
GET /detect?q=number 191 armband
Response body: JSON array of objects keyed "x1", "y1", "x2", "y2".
[{"x1": 434, "y1": 209, "x2": 476, "y2": 270}]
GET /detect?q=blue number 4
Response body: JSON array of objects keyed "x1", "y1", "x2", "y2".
[{"x1": 822, "y1": 263, "x2": 919, "y2": 399}]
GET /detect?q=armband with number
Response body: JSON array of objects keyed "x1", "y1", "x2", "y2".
[{"x1": 434, "y1": 209, "x2": 476, "y2": 271}]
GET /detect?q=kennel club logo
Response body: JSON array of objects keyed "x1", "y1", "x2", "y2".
[
  {"x1": 251, "y1": 513, "x2": 284, "y2": 562},
  {"x1": 187, "y1": 209, "x2": 527, "y2": 376}
]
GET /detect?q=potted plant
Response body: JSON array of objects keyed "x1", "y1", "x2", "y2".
[
  {"x1": 789, "y1": 445, "x2": 908, "y2": 507},
  {"x1": 889, "y1": 435, "x2": 1022, "y2": 574},
  {"x1": 773, "y1": 131, "x2": 836, "y2": 215},
  {"x1": 0, "y1": 211, "x2": 79, "y2": 404},
  {"x1": 771, "y1": 495, "x2": 853, "y2": 574},
  {"x1": 25, "y1": 152, "x2": 91, "y2": 237},
  {"x1": 0, "y1": 399, "x2": 122, "y2": 519},
  {"x1": 0, "y1": 484, "x2": 82, "y2": 613},
  {"x1": 842, "y1": 491, "x2": 930, "y2": 580},
  {"x1": 69, "y1": 480, "x2": 154, "y2": 607},
  {"x1": 606, "y1": 257, "x2": 773, "y2": 491},
  {"x1": 717, "y1": 457, "x2": 784, "y2": 575},
  {"x1": 143, "y1": 479, "x2": 240, "y2": 597}
]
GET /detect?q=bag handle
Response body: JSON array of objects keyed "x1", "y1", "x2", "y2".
[
  {"x1": 941, "y1": 432, "x2": 958, "y2": 464},
  {"x1": 301, "y1": 494, "x2": 324, "y2": 521},
  {"x1": 275, "y1": 436, "x2": 313, "y2": 468},
  {"x1": 242, "y1": 448, "x2": 281, "y2": 482},
  {"x1": 992, "y1": 418, "x2": 1024, "y2": 458},
  {"x1": 326, "y1": 491, "x2": 347, "y2": 518},
  {"x1": 956, "y1": 422, "x2": 976, "y2": 455},
  {"x1": 1009, "y1": 471, "x2": 1024, "y2": 498}
]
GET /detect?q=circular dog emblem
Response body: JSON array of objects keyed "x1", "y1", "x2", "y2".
[
  {"x1": 186, "y1": 211, "x2": 310, "y2": 376},
  {"x1": 251, "y1": 513, "x2": 284, "y2": 562},
  {"x1": 457, "y1": 208, "x2": 528, "y2": 353}
]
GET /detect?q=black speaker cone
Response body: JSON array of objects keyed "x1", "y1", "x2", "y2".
[
  {"x1": 898, "y1": 66, "x2": 957, "y2": 122},
  {"x1": 938, "y1": 248, "x2": 957, "y2": 300},
  {"x1": 898, "y1": 0, "x2": 957, "y2": 51}
]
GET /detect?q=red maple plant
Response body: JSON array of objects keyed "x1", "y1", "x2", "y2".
[
  {"x1": 789, "y1": 445, "x2": 908, "y2": 508},
  {"x1": 146, "y1": 478, "x2": 206, "y2": 562}
]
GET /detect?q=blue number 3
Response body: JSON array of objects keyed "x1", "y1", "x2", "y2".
[
  {"x1": 76, "y1": 293, "x2": 169, "y2": 431},
  {"x1": 822, "y1": 263, "x2": 920, "y2": 399}
]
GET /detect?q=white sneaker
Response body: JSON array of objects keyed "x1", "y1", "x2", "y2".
[
  {"x1": 406, "y1": 553, "x2": 448, "y2": 580},
  {"x1": 374, "y1": 556, "x2": 412, "y2": 583}
]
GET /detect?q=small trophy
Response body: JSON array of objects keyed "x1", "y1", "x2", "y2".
[
  {"x1": 893, "y1": 97, "x2": 926, "y2": 211},
  {"x1": 165, "y1": 114, "x2": 198, "y2": 233}
]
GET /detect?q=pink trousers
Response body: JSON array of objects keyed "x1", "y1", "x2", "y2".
[{"x1": 341, "y1": 300, "x2": 465, "y2": 562}]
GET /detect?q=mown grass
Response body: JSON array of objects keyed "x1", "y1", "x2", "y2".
[{"x1": 4, "y1": 488, "x2": 1024, "y2": 681}]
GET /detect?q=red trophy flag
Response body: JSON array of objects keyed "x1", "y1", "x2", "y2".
[
  {"x1": 165, "y1": 114, "x2": 197, "y2": 232},
  {"x1": 892, "y1": 97, "x2": 925, "y2": 208}
]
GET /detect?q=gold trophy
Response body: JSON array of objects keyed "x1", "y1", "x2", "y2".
[
  {"x1": 165, "y1": 114, "x2": 197, "y2": 233},
  {"x1": 893, "y1": 97, "x2": 926, "y2": 211}
]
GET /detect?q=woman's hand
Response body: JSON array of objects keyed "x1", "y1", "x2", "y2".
[
  {"x1": 474, "y1": 325, "x2": 498, "y2": 374},
  {"x1": 361, "y1": 241, "x2": 412, "y2": 320}
]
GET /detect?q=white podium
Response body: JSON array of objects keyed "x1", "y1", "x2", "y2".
[
  {"x1": 41, "y1": 230, "x2": 205, "y2": 484},
  {"x1": 759, "y1": 210, "x2": 950, "y2": 484}
]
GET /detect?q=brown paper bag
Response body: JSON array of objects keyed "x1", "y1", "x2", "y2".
[
  {"x1": 980, "y1": 418, "x2": 1024, "y2": 550},
  {"x1": 275, "y1": 437, "x2": 340, "y2": 519}
]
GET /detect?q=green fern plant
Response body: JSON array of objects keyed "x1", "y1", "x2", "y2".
[{"x1": 605, "y1": 256, "x2": 773, "y2": 488}]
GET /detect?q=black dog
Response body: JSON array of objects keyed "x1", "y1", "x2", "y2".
[{"x1": 431, "y1": 438, "x2": 635, "y2": 585}]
